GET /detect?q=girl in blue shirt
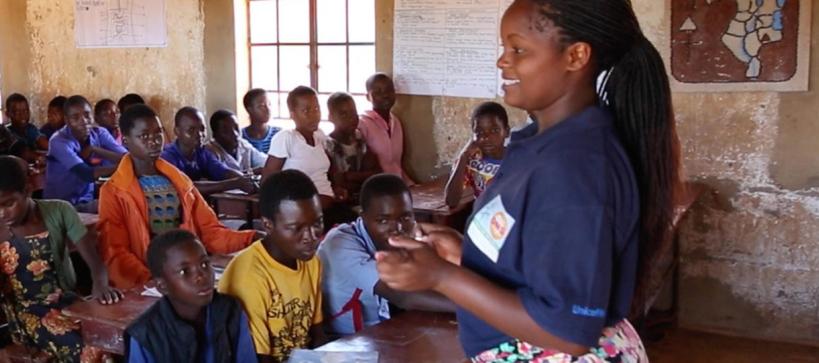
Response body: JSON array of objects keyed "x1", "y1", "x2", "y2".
[{"x1": 376, "y1": 1, "x2": 680, "y2": 362}]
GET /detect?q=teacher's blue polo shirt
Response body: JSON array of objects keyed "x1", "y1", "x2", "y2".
[{"x1": 457, "y1": 106, "x2": 640, "y2": 356}]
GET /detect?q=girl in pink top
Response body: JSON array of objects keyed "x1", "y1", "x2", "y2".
[{"x1": 358, "y1": 73, "x2": 415, "y2": 185}]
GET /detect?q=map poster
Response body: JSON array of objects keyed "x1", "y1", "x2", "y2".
[{"x1": 670, "y1": 0, "x2": 811, "y2": 92}]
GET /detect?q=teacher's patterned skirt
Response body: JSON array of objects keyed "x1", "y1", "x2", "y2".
[{"x1": 471, "y1": 319, "x2": 648, "y2": 363}]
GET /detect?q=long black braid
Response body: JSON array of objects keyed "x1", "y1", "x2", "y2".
[{"x1": 528, "y1": 0, "x2": 681, "y2": 319}]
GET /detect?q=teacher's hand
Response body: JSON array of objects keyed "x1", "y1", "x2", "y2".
[
  {"x1": 375, "y1": 236, "x2": 454, "y2": 292},
  {"x1": 415, "y1": 223, "x2": 463, "y2": 266}
]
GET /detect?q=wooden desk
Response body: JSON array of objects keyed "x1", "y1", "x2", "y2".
[
  {"x1": 210, "y1": 191, "x2": 259, "y2": 225},
  {"x1": 63, "y1": 254, "x2": 234, "y2": 355},
  {"x1": 317, "y1": 311, "x2": 466, "y2": 363},
  {"x1": 211, "y1": 182, "x2": 476, "y2": 229},
  {"x1": 410, "y1": 181, "x2": 474, "y2": 228},
  {"x1": 63, "y1": 290, "x2": 159, "y2": 355}
]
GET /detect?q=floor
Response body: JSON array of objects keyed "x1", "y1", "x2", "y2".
[{"x1": 645, "y1": 328, "x2": 819, "y2": 362}]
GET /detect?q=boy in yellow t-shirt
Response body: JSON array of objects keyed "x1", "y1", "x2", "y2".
[{"x1": 218, "y1": 170, "x2": 327, "y2": 362}]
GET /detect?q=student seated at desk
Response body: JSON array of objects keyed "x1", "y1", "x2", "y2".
[
  {"x1": 161, "y1": 107, "x2": 258, "y2": 196},
  {"x1": 268, "y1": 86, "x2": 358, "y2": 229},
  {"x1": 206, "y1": 109, "x2": 275, "y2": 177},
  {"x1": 94, "y1": 98, "x2": 122, "y2": 145},
  {"x1": 39, "y1": 95, "x2": 67, "y2": 139},
  {"x1": 0, "y1": 156, "x2": 122, "y2": 362},
  {"x1": 44, "y1": 95, "x2": 127, "y2": 214},
  {"x1": 98, "y1": 104, "x2": 258, "y2": 290},
  {"x1": 359, "y1": 73, "x2": 415, "y2": 185},
  {"x1": 241, "y1": 89, "x2": 280, "y2": 154},
  {"x1": 126, "y1": 229, "x2": 256, "y2": 363},
  {"x1": 444, "y1": 101, "x2": 510, "y2": 208},
  {"x1": 318, "y1": 174, "x2": 454, "y2": 335},
  {"x1": 218, "y1": 170, "x2": 327, "y2": 363},
  {"x1": 325, "y1": 92, "x2": 380, "y2": 204},
  {"x1": 4, "y1": 93, "x2": 49, "y2": 151},
  {"x1": 117, "y1": 93, "x2": 145, "y2": 113},
  {"x1": 0, "y1": 125, "x2": 38, "y2": 163}
]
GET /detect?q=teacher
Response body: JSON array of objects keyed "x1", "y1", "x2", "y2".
[{"x1": 375, "y1": 0, "x2": 679, "y2": 362}]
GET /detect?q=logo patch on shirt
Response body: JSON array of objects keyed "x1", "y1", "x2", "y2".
[
  {"x1": 467, "y1": 195, "x2": 516, "y2": 263},
  {"x1": 489, "y1": 212, "x2": 509, "y2": 240}
]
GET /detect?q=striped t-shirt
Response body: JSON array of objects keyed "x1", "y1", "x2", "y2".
[{"x1": 241, "y1": 125, "x2": 280, "y2": 154}]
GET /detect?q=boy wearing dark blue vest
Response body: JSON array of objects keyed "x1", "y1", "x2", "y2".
[{"x1": 125, "y1": 229, "x2": 256, "y2": 363}]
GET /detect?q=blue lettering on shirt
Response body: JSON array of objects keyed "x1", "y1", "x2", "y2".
[{"x1": 571, "y1": 305, "x2": 606, "y2": 318}]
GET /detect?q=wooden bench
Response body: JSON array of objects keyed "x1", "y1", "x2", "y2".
[{"x1": 0, "y1": 344, "x2": 50, "y2": 363}]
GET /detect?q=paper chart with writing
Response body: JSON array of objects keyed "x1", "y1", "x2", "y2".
[
  {"x1": 394, "y1": 0, "x2": 509, "y2": 98},
  {"x1": 75, "y1": 0, "x2": 167, "y2": 48}
]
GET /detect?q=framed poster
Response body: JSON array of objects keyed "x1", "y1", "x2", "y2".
[{"x1": 670, "y1": 0, "x2": 811, "y2": 92}]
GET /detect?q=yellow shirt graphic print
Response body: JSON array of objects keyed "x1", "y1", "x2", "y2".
[{"x1": 218, "y1": 241, "x2": 323, "y2": 361}]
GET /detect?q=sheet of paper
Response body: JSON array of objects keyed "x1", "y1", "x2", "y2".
[
  {"x1": 75, "y1": 0, "x2": 167, "y2": 48},
  {"x1": 393, "y1": 0, "x2": 502, "y2": 98},
  {"x1": 141, "y1": 287, "x2": 162, "y2": 297},
  {"x1": 287, "y1": 349, "x2": 378, "y2": 363},
  {"x1": 224, "y1": 189, "x2": 249, "y2": 195}
]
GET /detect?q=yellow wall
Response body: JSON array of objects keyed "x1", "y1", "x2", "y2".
[
  {"x1": 0, "y1": 0, "x2": 32, "y2": 114},
  {"x1": 0, "y1": 0, "x2": 207, "y2": 134}
]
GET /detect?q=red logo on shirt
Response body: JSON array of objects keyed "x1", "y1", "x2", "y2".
[{"x1": 490, "y1": 212, "x2": 508, "y2": 240}]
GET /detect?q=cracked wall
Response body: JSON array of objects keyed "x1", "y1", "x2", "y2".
[{"x1": 1, "y1": 0, "x2": 206, "y2": 134}]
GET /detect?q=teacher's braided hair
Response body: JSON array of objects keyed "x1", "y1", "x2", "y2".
[{"x1": 528, "y1": 0, "x2": 681, "y2": 318}]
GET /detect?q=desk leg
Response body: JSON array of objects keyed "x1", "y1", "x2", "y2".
[{"x1": 245, "y1": 201, "x2": 253, "y2": 227}]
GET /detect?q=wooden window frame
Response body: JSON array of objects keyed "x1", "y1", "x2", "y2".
[{"x1": 247, "y1": 0, "x2": 375, "y2": 119}]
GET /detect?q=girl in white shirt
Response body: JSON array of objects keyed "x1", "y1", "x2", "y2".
[{"x1": 267, "y1": 86, "x2": 336, "y2": 207}]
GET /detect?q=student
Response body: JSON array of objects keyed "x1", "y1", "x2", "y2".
[
  {"x1": 98, "y1": 104, "x2": 258, "y2": 289},
  {"x1": 0, "y1": 155, "x2": 122, "y2": 362},
  {"x1": 325, "y1": 92, "x2": 380, "y2": 204},
  {"x1": 44, "y1": 95, "x2": 127, "y2": 213},
  {"x1": 4, "y1": 93, "x2": 49, "y2": 150},
  {"x1": 126, "y1": 229, "x2": 256, "y2": 363},
  {"x1": 161, "y1": 107, "x2": 258, "y2": 196},
  {"x1": 241, "y1": 89, "x2": 280, "y2": 154},
  {"x1": 0, "y1": 125, "x2": 31, "y2": 160},
  {"x1": 206, "y1": 109, "x2": 274, "y2": 176},
  {"x1": 218, "y1": 170, "x2": 326, "y2": 362},
  {"x1": 40, "y1": 95, "x2": 67, "y2": 139},
  {"x1": 94, "y1": 98, "x2": 122, "y2": 144},
  {"x1": 266, "y1": 86, "x2": 335, "y2": 204},
  {"x1": 318, "y1": 174, "x2": 453, "y2": 335},
  {"x1": 375, "y1": 1, "x2": 679, "y2": 362},
  {"x1": 117, "y1": 93, "x2": 145, "y2": 113},
  {"x1": 444, "y1": 101, "x2": 510, "y2": 208},
  {"x1": 358, "y1": 73, "x2": 414, "y2": 185}
]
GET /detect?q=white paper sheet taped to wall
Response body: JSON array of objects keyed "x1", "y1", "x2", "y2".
[
  {"x1": 393, "y1": 0, "x2": 514, "y2": 98},
  {"x1": 75, "y1": 0, "x2": 167, "y2": 48}
]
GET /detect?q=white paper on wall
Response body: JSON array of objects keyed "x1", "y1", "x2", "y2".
[
  {"x1": 393, "y1": 0, "x2": 510, "y2": 98},
  {"x1": 75, "y1": 0, "x2": 167, "y2": 48}
]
